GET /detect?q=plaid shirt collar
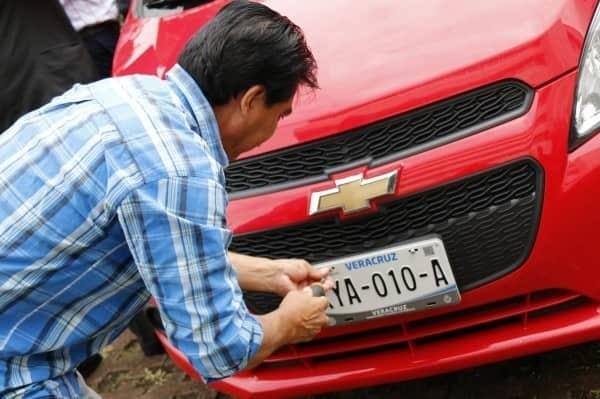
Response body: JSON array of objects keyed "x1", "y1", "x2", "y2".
[{"x1": 166, "y1": 64, "x2": 229, "y2": 168}]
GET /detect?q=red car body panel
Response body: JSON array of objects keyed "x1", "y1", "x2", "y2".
[{"x1": 114, "y1": 0, "x2": 600, "y2": 397}]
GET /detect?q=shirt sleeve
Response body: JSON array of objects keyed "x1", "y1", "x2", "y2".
[{"x1": 116, "y1": 176, "x2": 264, "y2": 382}]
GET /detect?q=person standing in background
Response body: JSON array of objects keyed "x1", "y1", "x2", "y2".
[
  {"x1": 60, "y1": 0, "x2": 121, "y2": 78},
  {"x1": 0, "y1": 0, "x2": 98, "y2": 133}
]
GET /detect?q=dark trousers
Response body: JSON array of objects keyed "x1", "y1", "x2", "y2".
[{"x1": 80, "y1": 20, "x2": 121, "y2": 78}]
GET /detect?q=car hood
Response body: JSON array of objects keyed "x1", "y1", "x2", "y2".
[{"x1": 114, "y1": 0, "x2": 596, "y2": 159}]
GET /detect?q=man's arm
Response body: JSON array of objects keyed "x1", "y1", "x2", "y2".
[{"x1": 117, "y1": 176, "x2": 328, "y2": 381}]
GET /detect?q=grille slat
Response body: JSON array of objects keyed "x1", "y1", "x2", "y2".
[
  {"x1": 226, "y1": 81, "x2": 532, "y2": 195},
  {"x1": 236, "y1": 160, "x2": 542, "y2": 315}
]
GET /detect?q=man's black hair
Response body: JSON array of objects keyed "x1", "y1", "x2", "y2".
[{"x1": 178, "y1": 0, "x2": 318, "y2": 106}]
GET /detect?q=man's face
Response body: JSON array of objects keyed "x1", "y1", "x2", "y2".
[
  {"x1": 238, "y1": 92, "x2": 293, "y2": 156},
  {"x1": 221, "y1": 86, "x2": 294, "y2": 160}
]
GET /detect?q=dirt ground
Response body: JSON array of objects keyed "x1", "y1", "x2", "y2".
[{"x1": 87, "y1": 331, "x2": 600, "y2": 399}]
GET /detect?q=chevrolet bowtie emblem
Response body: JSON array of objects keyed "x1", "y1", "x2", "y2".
[{"x1": 309, "y1": 170, "x2": 398, "y2": 216}]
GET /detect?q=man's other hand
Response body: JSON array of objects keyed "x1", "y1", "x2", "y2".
[
  {"x1": 249, "y1": 284, "x2": 331, "y2": 369},
  {"x1": 276, "y1": 287, "x2": 330, "y2": 343}
]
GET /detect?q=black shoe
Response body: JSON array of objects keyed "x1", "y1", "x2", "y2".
[
  {"x1": 77, "y1": 353, "x2": 103, "y2": 379},
  {"x1": 128, "y1": 310, "x2": 165, "y2": 356}
]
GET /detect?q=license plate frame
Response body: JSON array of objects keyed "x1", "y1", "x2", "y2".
[{"x1": 317, "y1": 235, "x2": 461, "y2": 326}]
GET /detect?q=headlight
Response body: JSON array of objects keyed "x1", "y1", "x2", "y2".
[{"x1": 572, "y1": 4, "x2": 600, "y2": 149}]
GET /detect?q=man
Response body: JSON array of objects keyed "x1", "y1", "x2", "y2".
[{"x1": 0, "y1": 2, "x2": 330, "y2": 398}]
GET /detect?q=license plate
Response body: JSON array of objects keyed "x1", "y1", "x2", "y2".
[{"x1": 318, "y1": 236, "x2": 461, "y2": 326}]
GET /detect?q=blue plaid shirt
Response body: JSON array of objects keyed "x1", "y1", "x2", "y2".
[{"x1": 0, "y1": 65, "x2": 263, "y2": 398}]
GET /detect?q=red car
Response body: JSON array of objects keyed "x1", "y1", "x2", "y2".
[{"x1": 113, "y1": 0, "x2": 600, "y2": 397}]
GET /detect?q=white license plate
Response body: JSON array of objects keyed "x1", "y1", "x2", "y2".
[{"x1": 318, "y1": 236, "x2": 461, "y2": 326}]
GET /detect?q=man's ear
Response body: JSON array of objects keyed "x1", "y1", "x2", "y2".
[{"x1": 240, "y1": 85, "x2": 266, "y2": 115}]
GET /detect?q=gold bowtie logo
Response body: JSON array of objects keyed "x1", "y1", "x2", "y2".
[{"x1": 309, "y1": 171, "x2": 398, "y2": 216}]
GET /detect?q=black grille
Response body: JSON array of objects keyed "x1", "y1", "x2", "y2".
[
  {"x1": 236, "y1": 160, "x2": 543, "y2": 315},
  {"x1": 226, "y1": 81, "x2": 532, "y2": 196}
]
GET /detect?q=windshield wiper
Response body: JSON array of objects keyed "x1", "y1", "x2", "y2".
[{"x1": 145, "y1": 0, "x2": 211, "y2": 9}]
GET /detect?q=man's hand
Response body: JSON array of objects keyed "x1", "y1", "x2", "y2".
[
  {"x1": 229, "y1": 252, "x2": 332, "y2": 296},
  {"x1": 268, "y1": 258, "x2": 331, "y2": 296},
  {"x1": 276, "y1": 287, "x2": 330, "y2": 342},
  {"x1": 248, "y1": 285, "x2": 330, "y2": 369}
]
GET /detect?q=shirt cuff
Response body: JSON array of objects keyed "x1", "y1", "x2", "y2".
[{"x1": 204, "y1": 311, "x2": 264, "y2": 383}]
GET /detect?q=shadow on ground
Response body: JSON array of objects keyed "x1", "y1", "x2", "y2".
[{"x1": 88, "y1": 331, "x2": 600, "y2": 399}]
